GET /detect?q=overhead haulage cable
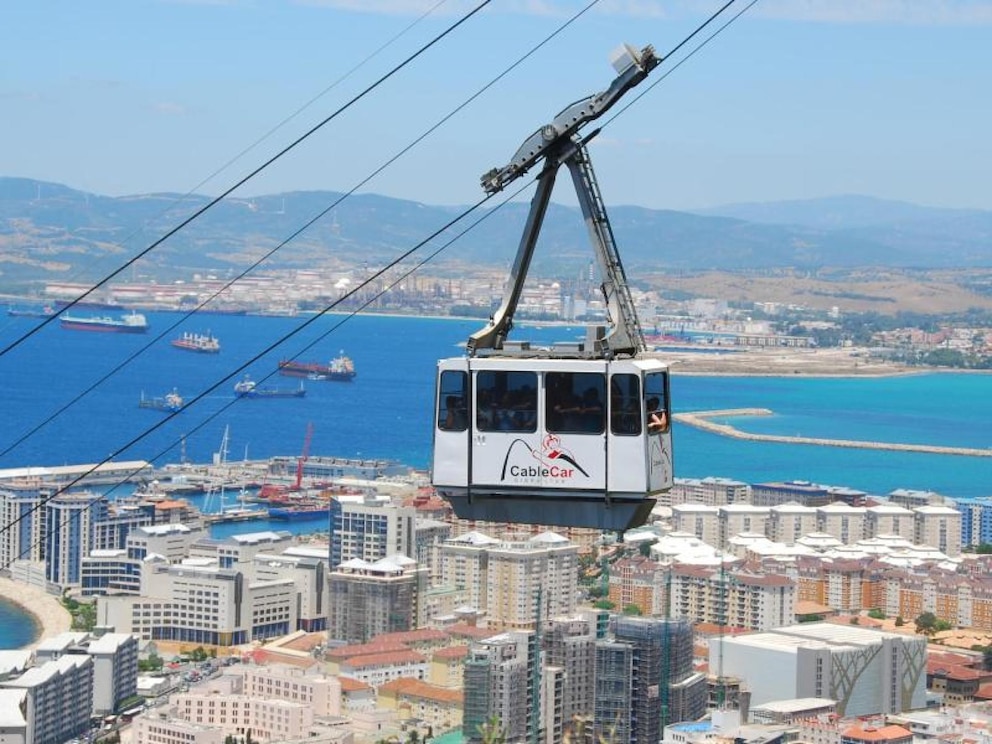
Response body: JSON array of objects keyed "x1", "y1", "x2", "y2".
[
  {"x1": 601, "y1": 0, "x2": 759, "y2": 129},
  {"x1": 0, "y1": 176, "x2": 540, "y2": 574},
  {"x1": 0, "y1": 0, "x2": 494, "y2": 361},
  {"x1": 0, "y1": 0, "x2": 611, "y2": 544},
  {"x1": 0, "y1": 0, "x2": 605, "y2": 465},
  {"x1": 0, "y1": 0, "x2": 453, "y2": 342},
  {"x1": 0, "y1": 0, "x2": 751, "y2": 553}
]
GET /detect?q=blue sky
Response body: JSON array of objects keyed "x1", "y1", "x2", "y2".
[{"x1": 2, "y1": 0, "x2": 989, "y2": 211}]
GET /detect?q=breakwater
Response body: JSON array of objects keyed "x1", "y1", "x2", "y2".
[{"x1": 675, "y1": 408, "x2": 992, "y2": 458}]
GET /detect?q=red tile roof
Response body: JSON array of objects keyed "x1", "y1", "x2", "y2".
[
  {"x1": 378, "y1": 677, "x2": 463, "y2": 704},
  {"x1": 842, "y1": 725, "x2": 913, "y2": 742},
  {"x1": 432, "y1": 645, "x2": 469, "y2": 660},
  {"x1": 342, "y1": 650, "x2": 427, "y2": 669}
]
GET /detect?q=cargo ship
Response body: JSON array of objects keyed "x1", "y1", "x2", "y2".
[
  {"x1": 171, "y1": 331, "x2": 220, "y2": 353},
  {"x1": 139, "y1": 389, "x2": 183, "y2": 412},
  {"x1": 61, "y1": 311, "x2": 149, "y2": 333},
  {"x1": 268, "y1": 501, "x2": 330, "y2": 520},
  {"x1": 234, "y1": 376, "x2": 306, "y2": 399},
  {"x1": 278, "y1": 352, "x2": 355, "y2": 381},
  {"x1": 7, "y1": 305, "x2": 54, "y2": 318}
]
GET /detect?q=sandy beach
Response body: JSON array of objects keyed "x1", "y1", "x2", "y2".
[{"x1": 0, "y1": 577, "x2": 72, "y2": 648}]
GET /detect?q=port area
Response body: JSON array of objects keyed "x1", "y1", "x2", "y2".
[{"x1": 675, "y1": 408, "x2": 992, "y2": 458}]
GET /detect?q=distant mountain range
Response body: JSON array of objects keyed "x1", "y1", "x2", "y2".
[{"x1": 1, "y1": 177, "x2": 989, "y2": 291}]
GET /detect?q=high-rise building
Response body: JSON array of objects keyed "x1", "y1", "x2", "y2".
[
  {"x1": 439, "y1": 531, "x2": 579, "y2": 629},
  {"x1": 612, "y1": 617, "x2": 707, "y2": 744},
  {"x1": 45, "y1": 492, "x2": 109, "y2": 587},
  {"x1": 0, "y1": 654, "x2": 93, "y2": 744},
  {"x1": 328, "y1": 498, "x2": 416, "y2": 567},
  {"x1": 327, "y1": 555, "x2": 425, "y2": 644},
  {"x1": 594, "y1": 641, "x2": 633, "y2": 744},
  {"x1": 462, "y1": 631, "x2": 540, "y2": 744},
  {"x1": 544, "y1": 616, "x2": 597, "y2": 733}
]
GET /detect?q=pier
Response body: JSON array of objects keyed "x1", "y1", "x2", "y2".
[{"x1": 674, "y1": 408, "x2": 992, "y2": 458}]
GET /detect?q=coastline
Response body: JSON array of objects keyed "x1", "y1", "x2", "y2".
[
  {"x1": 0, "y1": 577, "x2": 72, "y2": 649},
  {"x1": 654, "y1": 346, "x2": 936, "y2": 378}
]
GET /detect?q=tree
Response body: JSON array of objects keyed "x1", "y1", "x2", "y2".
[
  {"x1": 867, "y1": 608, "x2": 886, "y2": 620},
  {"x1": 894, "y1": 616, "x2": 905, "y2": 627},
  {"x1": 593, "y1": 599, "x2": 615, "y2": 610},
  {"x1": 638, "y1": 539, "x2": 658, "y2": 557},
  {"x1": 478, "y1": 717, "x2": 506, "y2": 744},
  {"x1": 915, "y1": 611, "x2": 938, "y2": 636},
  {"x1": 623, "y1": 604, "x2": 643, "y2": 616},
  {"x1": 849, "y1": 616, "x2": 860, "y2": 625}
]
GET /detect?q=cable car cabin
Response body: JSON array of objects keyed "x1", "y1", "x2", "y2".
[
  {"x1": 432, "y1": 354, "x2": 672, "y2": 531},
  {"x1": 431, "y1": 43, "x2": 672, "y2": 531}
]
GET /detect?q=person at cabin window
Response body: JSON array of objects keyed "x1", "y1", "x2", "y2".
[
  {"x1": 579, "y1": 386, "x2": 604, "y2": 432},
  {"x1": 647, "y1": 396, "x2": 669, "y2": 433},
  {"x1": 444, "y1": 396, "x2": 467, "y2": 430}
]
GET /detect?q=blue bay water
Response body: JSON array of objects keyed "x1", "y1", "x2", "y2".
[
  {"x1": 1, "y1": 312, "x2": 990, "y2": 646},
  {"x1": 0, "y1": 311, "x2": 989, "y2": 498}
]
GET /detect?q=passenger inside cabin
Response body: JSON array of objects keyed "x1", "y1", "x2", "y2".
[{"x1": 647, "y1": 396, "x2": 669, "y2": 433}]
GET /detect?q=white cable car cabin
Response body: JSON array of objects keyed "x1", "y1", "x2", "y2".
[{"x1": 431, "y1": 43, "x2": 673, "y2": 532}]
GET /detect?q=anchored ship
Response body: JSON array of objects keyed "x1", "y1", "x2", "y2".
[
  {"x1": 278, "y1": 352, "x2": 355, "y2": 381},
  {"x1": 61, "y1": 311, "x2": 149, "y2": 333},
  {"x1": 139, "y1": 389, "x2": 183, "y2": 412},
  {"x1": 234, "y1": 375, "x2": 306, "y2": 399},
  {"x1": 172, "y1": 331, "x2": 220, "y2": 353}
]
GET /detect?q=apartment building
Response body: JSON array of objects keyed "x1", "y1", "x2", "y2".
[
  {"x1": 326, "y1": 556, "x2": 425, "y2": 644},
  {"x1": 767, "y1": 504, "x2": 819, "y2": 545},
  {"x1": 666, "y1": 477, "x2": 749, "y2": 507},
  {"x1": 914, "y1": 505, "x2": 962, "y2": 556},
  {"x1": 328, "y1": 498, "x2": 417, "y2": 567},
  {"x1": 0, "y1": 654, "x2": 93, "y2": 744},
  {"x1": 439, "y1": 531, "x2": 579, "y2": 629},
  {"x1": 671, "y1": 566, "x2": 795, "y2": 631},
  {"x1": 463, "y1": 631, "x2": 540, "y2": 744}
]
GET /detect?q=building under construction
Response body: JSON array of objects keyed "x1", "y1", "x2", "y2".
[{"x1": 612, "y1": 616, "x2": 708, "y2": 744}]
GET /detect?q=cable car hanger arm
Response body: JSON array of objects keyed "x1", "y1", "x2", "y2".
[
  {"x1": 468, "y1": 44, "x2": 656, "y2": 357},
  {"x1": 480, "y1": 43, "x2": 660, "y2": 195}
]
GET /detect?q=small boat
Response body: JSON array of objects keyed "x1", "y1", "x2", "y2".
[
  {"x1": 234, "y1": 375, "x2": 306, "y2": 399},
  {"x1": 139, "y1": 389, "x2": 183, "y2": 412},
  {"x1": 61, "y1": 311, "x2": 148, "y2": 334},
  {"x1": 268, "y1": 501, "x2": 330, "y2": 520},
  {"x1": 278, "y1": 351, "x2": 356, "y2": 381},
  {"x1": 171, "y1": 331, "x2": 220, "y2": 353}
]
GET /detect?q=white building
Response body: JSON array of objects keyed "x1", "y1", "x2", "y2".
[
  {"x1": 711, "y1": 623, "x2": 926, "y2": 717},
  {"x1": 438, "y1": 531, "x2": 578, "y2": 629},
  {"x1": 0, "y1": 654, "x2": 93, "y2": 744},
  {"x1": 914, "y1": 505, "x2": 962, "y2": 556}
]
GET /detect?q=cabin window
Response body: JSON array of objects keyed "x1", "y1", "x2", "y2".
[
  {"x1": 645, "y1": 371, "x2": 670, "y2": 432},
  {"x1": 546, "y1": 372, "x2": 606, "y2": 434},
  {"x1": 610, "y1": 373, "x2": 641, "y2": 435},
  {"x1": 437, "y1": 371, "x2": 468, "y2": 431},
  {"x1": 476, "y1": 370, "x2": 537, "y2": 432}
]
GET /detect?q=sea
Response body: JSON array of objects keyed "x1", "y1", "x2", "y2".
[{"x1": 0, "y1": 310, "x2": 990, "y2": 646}]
